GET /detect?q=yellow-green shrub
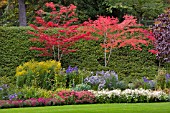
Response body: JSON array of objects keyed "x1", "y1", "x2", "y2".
[
  {"x1": 15, "y1": 60, "x2": 61, "y2": 90},
  {"x1": 17, "y1": 86, "x2": 53, "y2": 99}
]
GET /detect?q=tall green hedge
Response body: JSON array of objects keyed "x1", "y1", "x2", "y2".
[
  {"x1": 0, "y1": 27, "x2": 48, "y2": 77},
  {"x1": 0, "y1": 27, "x2": 158, "y2": 79},
  {"x1": 62, "y1": 40, "x2": 158, "y2": 80}
]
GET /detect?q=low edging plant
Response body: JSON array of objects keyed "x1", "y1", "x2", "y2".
[
  {"x1": 0, "y1": 98, "x2": 64, "y2": 109},
  {"x1": 89, "y1": 89, "x2": 169, "y2": 103},
  {"x1": 0, "y1": 89, "x2": 169, "y2": 109},
  {"x1": 57, "y1": 90, "x2": 96, "y2": 104},
  {"x1": 0, "y1": 90, "x2": 96, "y2": 109}
]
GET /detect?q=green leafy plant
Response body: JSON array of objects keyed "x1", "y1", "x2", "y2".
[
  {"x1": 72, "y1": 83, "x2": 91, "y2": 91},
  {"x1": 116, "y1": 81, "x2": 128, "y2": 90},
  {"x1": 155, "y1": 68, "x2": 167, "y2": 89},
  {"x1": 17, "y1": 86, "x2": 53, "y2": 100}
]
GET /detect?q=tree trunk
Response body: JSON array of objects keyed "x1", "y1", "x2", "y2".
[{"x1": 18, "y1": 0, "x2": 27, "y2": 26}]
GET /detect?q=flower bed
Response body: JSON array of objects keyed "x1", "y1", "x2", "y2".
[
  {"x1": 0, "y1": 98, "x2": 64, "y2": 109},
  {"x1": 0, "y1": 91, "x2": 96, "y2": 109},
  {"x1": 89, "y1": 88, "x2": 169, "y2": 103},
  {"x1": 57, "y1": 90, "x2": 96, "y2": 104},
  {"x1": 0, "y1": 89, "x2": 169, "y2": 109}
]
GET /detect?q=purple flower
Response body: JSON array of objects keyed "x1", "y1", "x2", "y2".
[
  {"x1": 66, "y1": 66, "x2": 78, "y2": 74},
  {"x1": 84, "y1": 70, "x2": 119, "y2": 90},
  {"x1": 96, "y1": 70, "x2": 105, "y2": 76},
  {"x1": 165, "y1": 73, "x2": 170, "y2": 82},
  {"x1": 165, "y1": 73, "x2": 170, "y2": 79},
  {"x1": 102, "y1": 71, "x2": 111, "y2": 78},
  {"x1": 110, "y1": 71, "x2": 118, "y2": 81},
  {"x1": 143, "y1": 76, "x2": 150, "y2": 82},
  {"x1": 98, "y1": 83, "x2": 105, "y2": 90},
  {"x1": 8, "y1": 93, "x2": 18, "y2": 100},
  {"x1": 84, "y1": 75, "x2": 101, "y2": 89},
  {"x1": 1, "y1": 84, "x2": 9, "y2": 89},
  {"x1": 97, "y1": 70, "x2": 118, "y2": 81},
  {"x1": 0, "y1": 87, "x2": 3, "y2": 91},
  {"x1": 148, "y1": 80, "x2": 156, "y2": 89}
]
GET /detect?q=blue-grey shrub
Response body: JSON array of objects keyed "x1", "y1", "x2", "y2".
[{"x1": 84, "y1": 70, "x2": 119, "y2": 90}]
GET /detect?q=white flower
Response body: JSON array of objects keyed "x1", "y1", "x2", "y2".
[{"x1": 88, "y1": 89, "x2": 168, "y2": 102}]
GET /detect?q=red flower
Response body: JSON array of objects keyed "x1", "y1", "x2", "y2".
[
  {"x1": 59, "y1": 6, "x2": 67, "y2": 14},
  {"x1": 47, "y1": 21, "x2": 54, "y2": 27},
  {"x1": 35, "y1": 17, "x2": 45, "y2": 24},
  {"x1": 29, "y1": 24, "x2": 38, "y2": 30},
  {"x1": 45, "y1": 2, "x2": 56, "y2": 10},
  {"x1": 148, "y1": 49, "x2": 159, "y2": 54},
  {"x1": 36, "y1": 9, "x2": 44, "y2": 15},
  {"x1": 69, "y1": 4, "x2": 77, "y2": 11}
]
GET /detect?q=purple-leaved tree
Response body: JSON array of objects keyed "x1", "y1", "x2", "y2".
[{"x1": 152, "y1": 8, "x2": 170, "y2": 73}]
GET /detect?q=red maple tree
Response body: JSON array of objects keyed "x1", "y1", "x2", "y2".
[
  {"x1": 28, "y1": 2, "x2": 97, "y2": 61},
  {"x1": 82, "y1": 15, "x2": 154, "y2": 67}
]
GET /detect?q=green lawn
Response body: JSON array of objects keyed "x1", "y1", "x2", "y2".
[{"x1": 0, "y1": 103, "x2": 170, "y2": 113}]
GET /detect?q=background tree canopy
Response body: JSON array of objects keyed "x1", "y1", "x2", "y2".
[
  {"x1": 0, "y1": 0, "x2": 169, "y2": 26},
  {"x1": 105, "y1": 0, "x2": 169, "y2": 24}
]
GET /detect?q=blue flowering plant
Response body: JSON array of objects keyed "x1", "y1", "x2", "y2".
[
  {"x1": 84, "y1": 70, "x2": 119, "y2": 90},
  {"x1": 8, "y1": 93, "x2": 18, "y2": 101},
  {"x1": 84, "y1": 75, "x2": 102, "y2": 90},
  {"x1": 65, "y1": 66, "x2": 78, "y2": 88},
  {"x1": 165, "y1": 73, "x2": 170, "y2": 88},
  {"x1": 0, "y1": 84, "x2": 9, "y2": 100},
  {"x1": 0, "y1": 84, "x2": 19, "y2": 100},
  {"x1": 142, "y1": 77, "x2": 156, "y2": 90}
]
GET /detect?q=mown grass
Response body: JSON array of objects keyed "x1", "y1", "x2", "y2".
[{"x1": 0, "y1": 103, "x2": 170, "y2": 113}]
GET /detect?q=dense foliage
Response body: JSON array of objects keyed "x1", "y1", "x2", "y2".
[
  {"x1": 0, "y1": 27, "x2": 48, "y2": 77},
  {"x1": 0, "y1": 27, "x2": 158, "y2": 79},
  {"x1": 106, "y1": 0, "x2": 169, "y2": 24},
  {"x1": 1, "y1": 0, "x2": 169, "y2": 26}
]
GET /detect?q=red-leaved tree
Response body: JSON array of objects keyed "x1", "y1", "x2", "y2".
[
  {"x1": 82, "y1": 15, "x2": 154, "y2": 67},
  {"x1": 28, "y1": 2, "x2": 97, "y2": 61}
]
